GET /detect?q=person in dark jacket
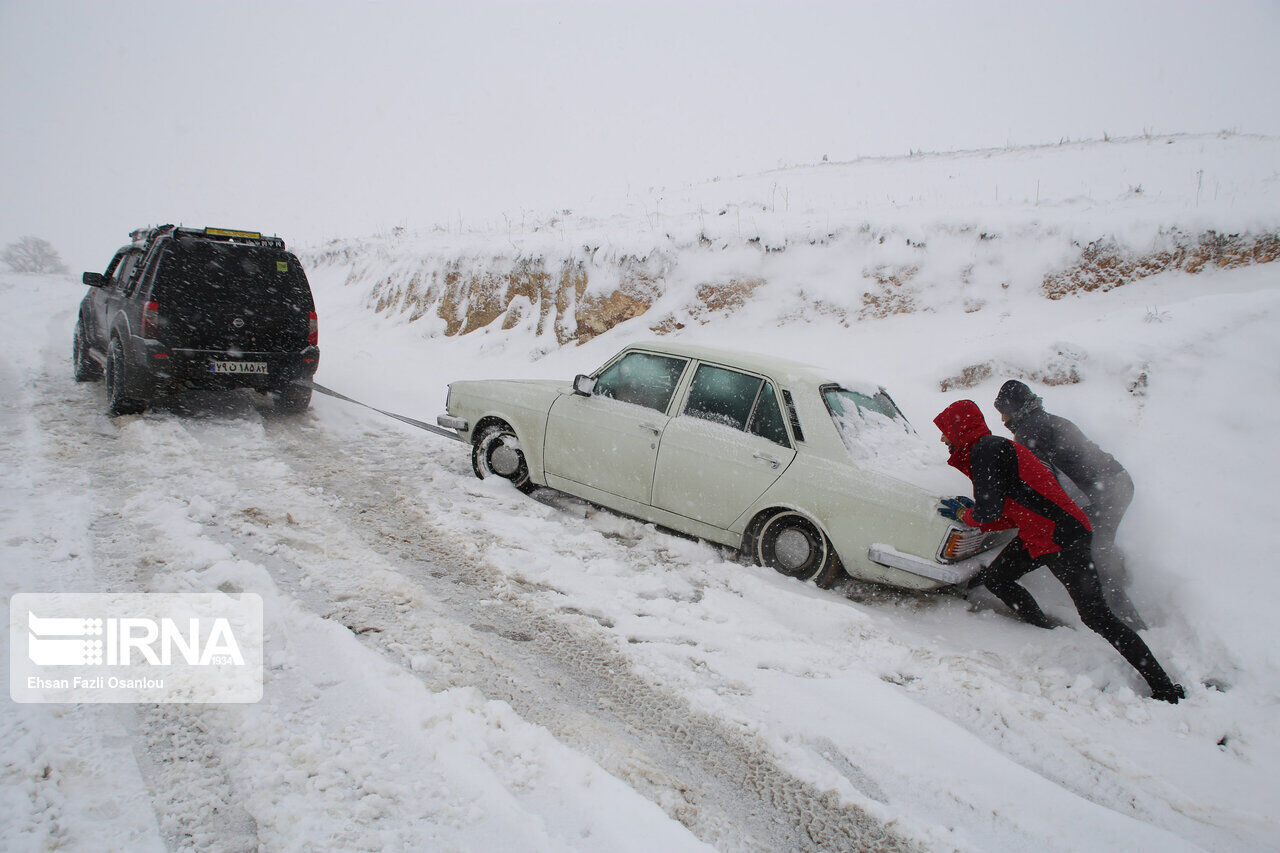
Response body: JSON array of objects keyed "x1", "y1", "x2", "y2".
[
  {"x1": 993, "y1": 380, "x2": 1145, "y2": 630},
  {"x1": 934, "y1": 399, "x2": 1183, "y2": 703}
]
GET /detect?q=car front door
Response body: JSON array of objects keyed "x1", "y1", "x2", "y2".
[
  {"x1": 543, "y1": 351, "x2": 689, "y2": 505},
  {"x1": 651, "y1": 363, "x2": 796, "y2": 529},
  {"x1": 100, "y1": 250, "x2": 142, "y2": 341},
  {"x1": 88, "y1": 251, "x2": 125, "y2": 343}
]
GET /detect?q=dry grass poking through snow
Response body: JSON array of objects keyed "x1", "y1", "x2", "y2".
[{"x1": 1043, "y1": 230, "x2": 1280, "y2": 299}]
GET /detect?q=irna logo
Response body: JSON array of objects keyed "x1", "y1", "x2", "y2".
[
  {"x1": 27, "y1": 612, "x2": 245, "y2": 667},
  {"x1": 11, "y1": 593, "x2": 263, "y2": 704}
]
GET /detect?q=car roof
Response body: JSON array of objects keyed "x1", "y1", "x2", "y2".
[{"x1": 624, "y1": 340, "x2": 842, "y2": 389}]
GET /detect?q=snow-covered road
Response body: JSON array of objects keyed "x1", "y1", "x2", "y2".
[
  {"x1": 4, "y1": 261, "x2": 1279, "y2": 851},
  {"x1": 2, "y1": 277, "x2": 915, "y2": 850}
]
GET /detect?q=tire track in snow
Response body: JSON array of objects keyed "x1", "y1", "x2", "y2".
[
  {"x1": 16, "y1": 302, "x2": 1238, "y2": 850},
  {"x1": 28, "y1": 344, "x2": 915, "y2": 853},
  {"x1": 14, "y1": 314, "x2": 267, "y2": 851},
  {"x1": 255, "y1": 411, "x2": 1248, "y2": 852},
  {"x1": 250, "y1": 414, "x2": 921, "y2": 852}
]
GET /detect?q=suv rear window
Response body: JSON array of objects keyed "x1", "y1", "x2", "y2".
[{"x1": 151, "y1": 239, "x2": 313, "y2": 311}]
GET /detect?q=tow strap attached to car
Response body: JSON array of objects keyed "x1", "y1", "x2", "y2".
[{"x1": 299, "y1": 379, "x2": 465, "y2": 442}]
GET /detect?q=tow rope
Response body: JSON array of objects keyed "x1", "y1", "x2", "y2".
[{"x1": 300, "y1": 379, "x2": 465, "y2": 442}]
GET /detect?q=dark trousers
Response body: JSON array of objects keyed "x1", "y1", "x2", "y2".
[
  {"x1": 976, "y1": 536, "x2": 1178, "y2": 695},
  {"x1": 1085, "y1": 471, "x2": 1146, "y2": 630}
]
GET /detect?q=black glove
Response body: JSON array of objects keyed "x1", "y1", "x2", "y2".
[{"x1": 937, "y1": 496, "x2": 975, "y2": 523}]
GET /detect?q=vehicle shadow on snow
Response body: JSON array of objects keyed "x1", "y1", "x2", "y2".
[
  {"x1": 147, "y1": 389, "x2": 310, "y2": 421},
  {"x1": 837, "y1": 570, "x2": 1079, "y2": 625},
  {"x1": 529, "y1": 486, "x2": 744, "y2": 558},
  {"x1": 460, "y1": 454, "x2": 1110, "y2": 636},
  {"x1": 528, "y1": 481, "x2": 989, "y2": 616}
]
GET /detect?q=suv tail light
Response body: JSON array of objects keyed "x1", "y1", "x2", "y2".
[
  {"x1": 308, "y1": 311, "x2": 318, "y2": 346},
  {"x1": 142, "y1": 302, "x2": 160, "y2": 338}
]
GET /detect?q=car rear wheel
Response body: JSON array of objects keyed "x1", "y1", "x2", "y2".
[
  {"x1": 753, "y1": 511, "x2": 842, "y2": 588},
  {"x1": 106, "y1": 337, "x2": 145, "y2": 416},
  {"x1": 73, "y1": 320, "x2": 102, "y2": 382},
  {"x1": 472, "y1": 424, "x2": 534, "y2": 494},
  {"x1": 274, "y1": 380, "x2": 312, "y2": 414}
]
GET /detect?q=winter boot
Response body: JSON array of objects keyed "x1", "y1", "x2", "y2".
[{"x1": 1150, "y1": 682, "x2": 1185, "y2": 704}]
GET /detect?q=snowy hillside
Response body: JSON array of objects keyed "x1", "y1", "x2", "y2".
[
  {"x1": 303, "y1": 133, "x2": 1280, "y2": 350},
  {"x1": 4, "y1": 134, "x2": 1280, "y2": 851}
]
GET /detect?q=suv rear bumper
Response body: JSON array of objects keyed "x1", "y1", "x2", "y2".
[{"x1": 131, "y1": 339, "x2": 320, "y2": 395}]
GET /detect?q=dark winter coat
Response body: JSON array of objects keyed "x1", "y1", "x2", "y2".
[
  {"x1": 993, "y1": 380, "x2": 1126, "y2": 503},
  {"x1": 934, "y1": 400, "x2": 1092, "y2": 558}
]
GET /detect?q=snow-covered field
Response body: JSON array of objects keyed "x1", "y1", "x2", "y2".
[{"x1": 4, "y1": 137, "x2": 1280, "y2": 851}]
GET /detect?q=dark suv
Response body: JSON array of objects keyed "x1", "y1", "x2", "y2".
[{"x1": 75, "y1": 225, "x2": 319, "y2": 415}]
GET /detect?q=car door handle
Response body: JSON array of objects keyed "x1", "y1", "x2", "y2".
[
  {"x1": 753, "y1": 452, "x2": 781, "y2": 469},
  {"x1": 638, "y1": 422, "x2": 663, "y2": 436}
]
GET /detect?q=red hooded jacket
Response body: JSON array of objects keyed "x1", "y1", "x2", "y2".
[{"x1": 934, "y1": 400, "x2": 1091, "y2": 558}]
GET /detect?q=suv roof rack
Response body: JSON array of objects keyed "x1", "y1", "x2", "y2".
[
  {"x1": 127, "y1": 224, "x2": 286, "y2": 250},
  {"x1": 129, "y1": 224, "x2": 175, "y2": 247}
]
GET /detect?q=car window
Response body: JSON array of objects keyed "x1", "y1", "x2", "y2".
[
  {"x1": 152, "y1": 240, "x2": 314, "y2": 309},
  {"x1": 684, "y1": 364, "x2": 761, "y2": 430},
  {"x1": 128, "y1": 249, "x2": 163, "y2": 298},
  {"x1": 683, "y1": 366, "x2": 791, "y2": 446},
  {"x1": 112, "y1": 253, "x2": 140, "y2": 292},
  {"x1": 749, "y1": 381, "x2": 790, "y2": 446},
  {"x1": 593, "y1": 352, "x2": 687, "y2": 413},
  {"x1": 102, "y1": 251, "x2": 126, "y2": 283}
]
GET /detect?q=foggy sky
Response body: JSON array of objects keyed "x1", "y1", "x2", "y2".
[{"x1": 3, "y1": 0, "x2": 1278, "y2": 270}]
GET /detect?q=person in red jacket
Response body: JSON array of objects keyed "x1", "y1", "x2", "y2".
[{"x1": 934, "y1": 399, "x2": 1184, "y2": 704}]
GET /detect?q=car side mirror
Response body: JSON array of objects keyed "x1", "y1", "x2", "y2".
[
  {"x1": 573, "y1": 374, "x2": 596, "y2": 396},
  {"x1": 82, "y1": 272, "x2": 106, "y2": 287}
]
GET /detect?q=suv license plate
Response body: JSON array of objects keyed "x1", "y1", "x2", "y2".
[{"x1": 209, "y1": 361, "x2": 268, "y2": 375}]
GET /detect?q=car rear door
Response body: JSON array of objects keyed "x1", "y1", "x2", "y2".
[
  {"x1": 543, "y1": 351, "x2": 689, "y2": 505},
  {"x1": 651, "y1": 363, "x2": 796, "y2": 529}
]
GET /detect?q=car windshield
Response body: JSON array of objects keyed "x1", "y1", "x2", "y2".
[
  {"x1": 822, "y1": 385, "x2": 907, "y2": 430},
  {"x1": 822, "y1": 384, "x2": 960, "y2": 493}
]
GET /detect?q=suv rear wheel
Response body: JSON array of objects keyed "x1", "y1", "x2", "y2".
[
  {"x1": 73, "y1": 320, "x2": 102, "y2": 382},
  {"x1": 274, "y1": 381, "x2": 312, "y2": 414},
  {"x1": 106, "y1": 337, "x2": 146, "y2": 416}
]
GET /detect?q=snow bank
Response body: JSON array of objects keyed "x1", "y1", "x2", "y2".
[{"x1": 302, "y1": 133, "x2": 1280, "y2": 348}]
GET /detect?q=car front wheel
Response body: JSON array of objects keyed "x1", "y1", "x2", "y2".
[
  {"x1": 471, "y1": 424, "x2": 534, "y2": 494},
  {"x1": 753, "y1": 511, "x2": 842, "y2": 588},
  {"x1": 106, "y1": 337, "x2": 145, "y2": 416},
  {"x1": 73, "y1": 320, "x2": 102, "y2": 382}
]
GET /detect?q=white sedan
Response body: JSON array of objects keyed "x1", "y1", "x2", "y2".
[{"x1": 438, "y1": 342, "x2": 1008, "y2": 589}]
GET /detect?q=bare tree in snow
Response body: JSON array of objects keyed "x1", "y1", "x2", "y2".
[{"x1": 2, "y1": 236, "x2": 68, "y2": 274}]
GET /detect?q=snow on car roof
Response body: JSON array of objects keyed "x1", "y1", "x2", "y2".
[{"x1": 625, "y1": 340, "x2": 871, "y2": 390}]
